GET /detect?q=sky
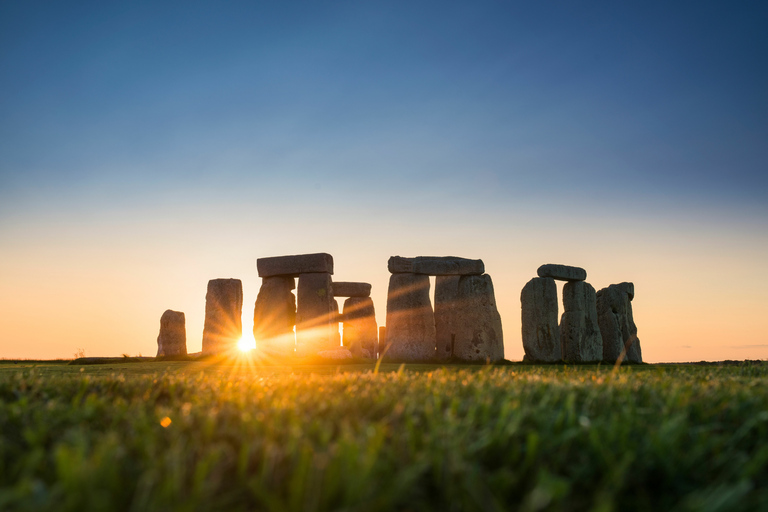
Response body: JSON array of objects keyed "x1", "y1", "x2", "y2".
[{"x1": 1, "y1": 1, "x2": 766, "y2": 362}]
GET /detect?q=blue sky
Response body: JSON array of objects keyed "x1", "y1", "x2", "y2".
[{"x1": 1, "y1": 1, "x2": 767, "y2": 360}]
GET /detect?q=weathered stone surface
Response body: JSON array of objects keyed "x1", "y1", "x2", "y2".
[
  {"x1": 537, "y1": 264, "x2": 587, "y2": 282},
  {"x1": 317, "y1": 348, "x2": 353, "y2": 360},
  {"x1": 156, "y1": 310, "x2": 186, "y2": 357},
  {"x1": 295, "y1": 272, "x2": 338, "y2": 357},
  {"x1": 521, "y1": 277, "x2": 561, "y2": 362},
  {"x1": 202, "y1": 279, "x2": 243, "y2": 355},
  {"x1": 378, "y1": 326, "x2": 386, "y2": 358},
  {"x1": 257, "y1": 253, "x2": 333, "y2": 278},
  {"x1": 597, "y1": 283, "x2": 642, "y2": 363},
  {"x1": 342, "y1": 297, "x2": 377, "y2": 358},
  {"x1": 434, "y1": 276, "x2": 460, "y2": 361},
  {"x1": 253, "y1": 276, "x2": 296, "y2": 356},
  {"x1": 384, "y1": 273, "x2": 436, "y2": 361},
  {"x1": 560, "y1": 281, "x2": 602, "y2": 362},
  {"x1": 332, "y1": 282, "x2": 372, "y2": 297},
  {"x1": 453, "y1": 274, "x2": 505, "y2": 362},
  {"x1": 388, "y1": 256, "x2": 484, "y2": 276}
]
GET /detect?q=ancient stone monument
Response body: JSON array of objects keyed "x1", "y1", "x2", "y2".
[
  {"x1": 597, "y1": 282, "x2": 642, "y2": 363},
  {"x1": 334, "y1": 281, "x2": 377, "y2": 358},
  {"x1": 156, "y1": 309, "x2": 186, "y2": 357},
  {"x1": 202, "y1": 279, "x2": 243, "y2": 355},
  {"x1": 255, "y1": 253, "x2": 338, "y2": 357},
  {"x1": 521, "y1": 276, "x2": 561, "y2": 362},
  {"x1": 385, "y1": 256, "x2": 504, "y2": 362},
  {"x1": 252, "y1": 276, "x2": 296, "y2": 356},
  {"x1": 561, "y1": 281, "x2": 602, "y2": 362}
]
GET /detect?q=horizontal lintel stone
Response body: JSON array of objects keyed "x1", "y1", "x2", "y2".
[
  {"x1": 332, "y1": 281, "x2": 371, "y2": 297},
  {"x1": 388, "y1": 256, "x2": 484, "y2": 276},
  {"x1": 257, "y1": 253, "x2": 334, "y2": 277},
  {"x1": 537, "y1": 263, "x2": 587, "y2": 282}
]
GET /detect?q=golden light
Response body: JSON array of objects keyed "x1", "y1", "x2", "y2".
[{"x1": 237, "y1": 333, "x2": 256, "y2": 352}]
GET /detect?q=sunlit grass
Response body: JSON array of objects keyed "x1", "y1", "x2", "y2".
[{"x1": 1, "y1": 362, "x2": 767, "y2": 511}]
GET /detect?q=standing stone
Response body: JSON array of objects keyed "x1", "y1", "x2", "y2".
[
  {"x1": 156, "y1": 310, "x2": 187, "y2": 357},
  {"x1": 453, "y1": 274, "x2": 504, "y2": 362},
  {"x1": 384, "y1": 273, "x2": 436, "y2": 362},
  {"x1": 537, "y1": 264, "x2": 587, "y2": 282},
  {"x1": 342, "y1": 297, "x2": 377, "y2": 358},
  {"x1": 521, "y1": 277, "x2": 561, "y2": 362},
  {"x1": 560, "y1": 281, "x2": 602, "y2": 362},
  {"x1": 253, "y1": 276, "x2": 296, "y2": 356},
  {"x1": 434, "y1": 276, "x2": 460, "y2": 361},
  {"x1": 378, "y1": 326, "x2": 387, "y2": 358},
  {"x1": 202, "y1": 279, "x2": 243, "y2": 355},
  {"x1": 597, "y1": 282, "x2": 642, "y2": 363},
  {"x1": 295, "y1": 272, "x2": 337, "y2": 357}
]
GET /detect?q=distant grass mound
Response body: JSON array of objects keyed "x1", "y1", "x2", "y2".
[{"x1": 1, "y1": 361, "x2": 767, "y2": 511}]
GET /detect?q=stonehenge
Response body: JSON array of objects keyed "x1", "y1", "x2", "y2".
[
  {"x1": 334, "y1": 281, "x2": 377, "y2": 359},
  {"x1": 252, "y1": 276, "x2": 296, "y2": 356},
  {"x1": 156, "y1": 309, "x2": 187, "y2": 357},
  {"x1": 521, "y1": 264, "x2": 641, "y2": 363},
  {"x1": 384, "y1": 256, "x2": 504, "y2": 363},
  {"x1": 597, "y1": 282, "x2": 642, "y2": 363},
  {"x1": 202, "y1": 279, "x2": 243, "y2": 354}
]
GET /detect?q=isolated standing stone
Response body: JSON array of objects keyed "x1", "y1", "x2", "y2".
[
  {"x1": 560, "y1": 281, "x2": 602, "y2": 362},
  {"x1": 537, "y1": 264, "x2": 587, "y2": 282},
  {"x1": 597, "y1": 282, "x2": 642, "y2": 363},
  {"x1": 332, "y1": 282, "x2": 372, "y2": 297},
  {"x1": 295, "y1": 272, "x2": 338, "y2": 357},
  {"x1": 202, "y1": 279, "x2": 243, "y2": 355},
  {"x1": 156, "y1": 310, "x2": 187, "y2": 357},
  {"x1": 384, "y1": 273, "x2": 436, "y2": 361},
  {"x1": 257, "y1": 253, "x2": 334, "y2": 278},
  {"x1": 253, "y1": 276, "x2": 296, "y2": 356},
  {"x1": 521, "y1": 277, "x2": 561, "y2": 362},
  {"x1": 388, "y1": 256, "x2": 485, "y2": 276},
  {"x1": 342, "y1": 297, "x2": 377, "y2": 358},
  {"x1": 453, "y1": 274, "x2": 504, "y2": 362},
  {"x1": 434, "y1": 276, "x2": 460, "y2": 361}
]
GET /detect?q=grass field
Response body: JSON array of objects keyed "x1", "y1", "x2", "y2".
[{"x1": 1, "y1": 359, "x2": 767, "y2": 511}]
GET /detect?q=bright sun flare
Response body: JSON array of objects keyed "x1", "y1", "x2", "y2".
[{"x1": 237, "y1": 335, "x2": 256, "y2": 352}]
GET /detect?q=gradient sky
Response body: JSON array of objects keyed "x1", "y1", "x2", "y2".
[{"x1": 1, "y1": 1, "x2": 767, "y2": 362}]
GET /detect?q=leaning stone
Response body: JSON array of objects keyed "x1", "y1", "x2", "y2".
[
  {"x1": 434, "y1": 276, "x2": 460, "y2": 361},
  {"x1": 597, "y1": 283, "x2": 642, "y2": 363},
  {"x1": 521, "y1": 277, "x2": 561, "y2": 362},
  {"x1": 537, "y1": 264, "x2": 587, "y2": 282},
  {"x1": 342, "y1": 297, "x2": 377, "y2": 358},
  {"x1": 295, "y1": 272, "x2": 338, "y2": 357},
  {"x1": 332, "y1": 282, "x2": 372, "y2": 297},
  {"x1": 452, "y1": 274, "x2": 504, "y2": 362},
  {"x1": 202, "y1": 279, "x2": 243, "y2": 355},
  {"x1": 253, "y1": 276, "x2": 296, "y2": 356},
  {"x1": 156, "y1": 310, "x2": 187, "y2": 357},
  {"x1": 257, "y1": 253, "x2": 334, "y2": 278},
  {"x1": 317, "y1": 348, "x2": 353, "y2": 360},
  {"x1": 384, "y1": 273, "x2": 436, "y2": 361},
  {"x1": 388, "y1": 256, "x2": 484, "y2": 276},
  {"x1": 560, "y1": 281, "x2": 602, "y2": 362}
]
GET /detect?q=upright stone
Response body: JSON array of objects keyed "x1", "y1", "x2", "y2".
[
  {"x1": 384, "y1": 273, "x2": 436, "y2": 362},
  {"x1": 521, "y1": 277, "x2": 561, "y2": 362},
  {"x1": 295, "y1": 272, "x2": 337, "y2": 357},
  {"x1": 156, "y1": 310, "x2": 186, "y2": 357},
  {"x1": 453, "y1": 274, "x2": 504, "y2": 362},
  {"x1": 537, "y1": 264, "x2": 587, "y2": 282},
  {"x1": 560, "y1": 281, "x2": 603, "y2": 362},
  {"x1": 378, "y1": 326, "x2": 387, "y2": 358},
  {"x1": 597, "y1": 282, "x2": 642, "y2": 363},
  {"x1": 253, "y1": 276, "x2": 296, "y2": 356},
  {"x1": 342, "y1": 297, "x2": 377, "y2": 358},
  {"x1": 202, "y1": 279, "x2": 243, "y2": 355},
  {"x1": 434, "y1": 276, "x2": 460, "y2": 361}
]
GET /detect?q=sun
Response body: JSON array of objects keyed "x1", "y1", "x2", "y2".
[{"x1": 237, "y1": 334, "x2": 256, "y2": 352}]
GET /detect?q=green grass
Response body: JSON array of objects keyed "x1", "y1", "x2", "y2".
[{"x1": 1, "y1": 360, "x2": 767, "y2": 511}]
